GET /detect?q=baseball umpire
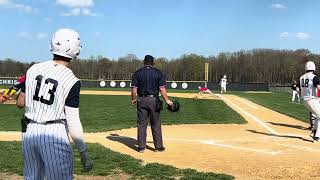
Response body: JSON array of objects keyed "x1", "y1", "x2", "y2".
[
  {"x1": 16, "y1": 28, "x2": 93, "y2": 179},
  {"x1": 131, "y1": 55, "x2": 173, "y2": 153}
]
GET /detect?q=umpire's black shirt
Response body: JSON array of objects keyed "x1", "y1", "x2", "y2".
[{"x1": 131, "y1": 65, "x2": 166, "y2": 96}]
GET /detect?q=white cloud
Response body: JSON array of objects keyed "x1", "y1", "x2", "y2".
[
  {"x1": 16, "y1": 32, "x2": 32, "y2": 39},
  {"x1": 61, "y1": 8, "x2": 81, "y2": 16},
  {"x1": 82, "y1": 8, "x2": 96, "y2": 16},
  {"x1": 56, "y1": 0, "x2": 93, "y2": 7},
  {"x1": 17, "y1": 32, "x2": 48, "y2": 40},
  {"x1": 279, "y1": 32, "x2": 311, "y2": 40},
  {"x1": 61, "y1": 7, "x2": 98, "y2": 16},
  {"x1": 13, "y1": 4, "x2": 38, "y2": 13},
  {"x1": 271, "y1": 3, "x2": 287, "y2": 9},
  {"x1": 280, "y1": 32, "x2": 289, "y2": 39},
  {"x1": 36, "y1": 33, "x2": 48, "y2": 39},
  {"x1": 0, "y1": 0, "x2": 38, "y2": 13},
  {"x1": 57, "y1": 0, "x2": 99, "y2": 17},
  {"x1": 0, "y1": 0, "x2": 9, "y2": 5},
  {"x1": 295, "y1": 32, "x2": 311, "y2": 40}
]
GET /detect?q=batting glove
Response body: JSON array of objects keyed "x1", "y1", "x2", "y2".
[{"x1": 80, "y1": 149, "x2": 93, "y2": 172}]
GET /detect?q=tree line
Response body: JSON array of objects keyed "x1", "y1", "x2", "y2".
[{"x1": 0, "y1": 49, "x2": 318, "y2": 85}]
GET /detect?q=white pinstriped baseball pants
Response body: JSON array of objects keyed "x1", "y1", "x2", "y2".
[
  {"x1": 304, "y1": 98, "x2": 320, "y2": 138},
  {"x1": 22, "y1": 123, "x2": 73, "y2": 180}
]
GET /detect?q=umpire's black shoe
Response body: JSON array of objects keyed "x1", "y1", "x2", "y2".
[
  {"x1": 155, "y1": 147, "x2": 165, "y2": 152},
  {"x1": 137, "y1": 148, "x2": 145, "y2": 153}
]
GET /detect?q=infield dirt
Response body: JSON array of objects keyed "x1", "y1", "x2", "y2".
[{"x1": 1, "y1": 91, "x2": 320, "y2": 180}]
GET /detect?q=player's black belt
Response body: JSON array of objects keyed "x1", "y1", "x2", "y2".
[
  {"x1": 26, "y1": 117, "x2": 66, "y2": 125},
  {"x1": 139, "y1": 94, "x2": 156, "y2": 97}
]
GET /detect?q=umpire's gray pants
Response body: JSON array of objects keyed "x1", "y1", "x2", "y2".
[{"x1": 137, "y1": 97, "x2": 163, "y2": 149}]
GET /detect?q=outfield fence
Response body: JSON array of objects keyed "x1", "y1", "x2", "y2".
[
  {"x1": 0, "y1": 77, "x2": 269, "y2": 91},
  {"x1": 269, "y1": 85, "x2": 292, "y2": 93}
]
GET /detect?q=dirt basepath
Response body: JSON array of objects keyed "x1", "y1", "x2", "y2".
[{"x1": 1, "y1": 91, "x2": 320, "y2": 179}]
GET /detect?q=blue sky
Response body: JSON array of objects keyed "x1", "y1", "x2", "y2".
[{"x1": 0, "y1": 0, "x2": 319, "y2": 62}]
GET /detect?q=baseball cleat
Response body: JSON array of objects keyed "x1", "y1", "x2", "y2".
[
  {"x1": 310, "y1": 130, "x2": 316, "y2": 138},
  {"x1": 155, "y1": 147, "x2": 165, "y2": 152},
  {"x1": 137, "y1": 147, "x2": 145, "y2": 153},
  {"x1": 313, "y1": 137, "x2": 320, "y2": 142}
]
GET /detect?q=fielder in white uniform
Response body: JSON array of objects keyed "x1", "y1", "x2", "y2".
[
  {"x1": 16, "y1": 28, "x2": 93, "y2": 180},
  {"x1": 299, "y1": 61, "x2": 320, "y2": 142},
  {"x1": 220, "y1": 75, "x2": 227, "y2": 94},
  {"x1": 291, "y1": 80, "x2": 300, "y2": 102}
]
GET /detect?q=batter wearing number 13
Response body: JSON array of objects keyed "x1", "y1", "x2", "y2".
[{"x1": 16, "y1": 28, "x2": 93, "y2": 180}]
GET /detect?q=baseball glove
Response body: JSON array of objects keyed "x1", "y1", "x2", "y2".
[{"x1": 167, "y1": 100, "x2": 180, "y2": 112}]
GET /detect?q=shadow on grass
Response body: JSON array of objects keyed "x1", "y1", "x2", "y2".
[
  {"x1": 106, "y1": 134, "x2": 155, "y2": 152},
  {"x1": 268, "y1": 122, "x2": 310, "y2": 130},
  {"x1": 247, "y1": 129, "x2": 313, "y2": 142}
]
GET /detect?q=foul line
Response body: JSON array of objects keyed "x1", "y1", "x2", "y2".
[
  {"x1": 235, "y1": 97, "x2": 258, "y2": 109},
  {"x1": 218, "y1": 95, "x2": 279, "y2": 135},
  {"x1": 202, "y1": 140, "x2": 281, "y2": 155},
  {"x1": 144, "y1": 137, "x2": 280, "y2": 155}
]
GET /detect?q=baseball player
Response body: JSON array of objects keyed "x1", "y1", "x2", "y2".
[
  {"x1": 308, "y1": 87, "x2": 320, "y2": 130},
  {"x1": 299, "y1": 61, "x2": 320, "y2": 142},
  {"x1": 291, "y1": 80, "x2": 300, "y2": 102},
  {"x1": 0, "y1": 75, "x2": 26, "y2": 103},
  {"x1": 198, "y1": 86, "x2": 214, "y2": 96},
  {"x1": 220, "y1": 75, "x2": 227, "y2": 94},
  {"x1": 16, "y1": 28, "x2": 92, "y2": 179}
]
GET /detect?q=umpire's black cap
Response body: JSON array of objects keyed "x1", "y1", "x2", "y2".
[{"x1": 144, "y1": 55, "x2": 154, "y2": 62}]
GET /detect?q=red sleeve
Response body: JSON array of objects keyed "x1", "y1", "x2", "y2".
[{"x1": 17, "y1": 75, "x2": 26, "y2": 83}]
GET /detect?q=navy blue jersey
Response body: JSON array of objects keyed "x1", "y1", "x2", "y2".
[{"x1": 131, "y1": 66, "x2": 166, "y2": 96}]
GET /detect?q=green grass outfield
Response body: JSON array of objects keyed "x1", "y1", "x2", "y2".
[
  {"x1": 0, "y1": 95, "x2": 245, "y2": 132},
  {"x1": 233, "y1": 92, "x2": 309, "y2": 123}
]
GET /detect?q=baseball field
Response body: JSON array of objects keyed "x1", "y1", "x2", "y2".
[{"x1": 0, "y1": 89, "x2": 318, "y2": 180}]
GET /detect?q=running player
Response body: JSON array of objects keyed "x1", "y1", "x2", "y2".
[
  {"x1": 198, "y1": 86, "x2": 214, "y2": 96},
  {"x1": 16, "y1": 28, "x2": 93, "y2": 179},
  {"x1": 299, "y1": 61, "x2": 320, "y2": 142}
]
